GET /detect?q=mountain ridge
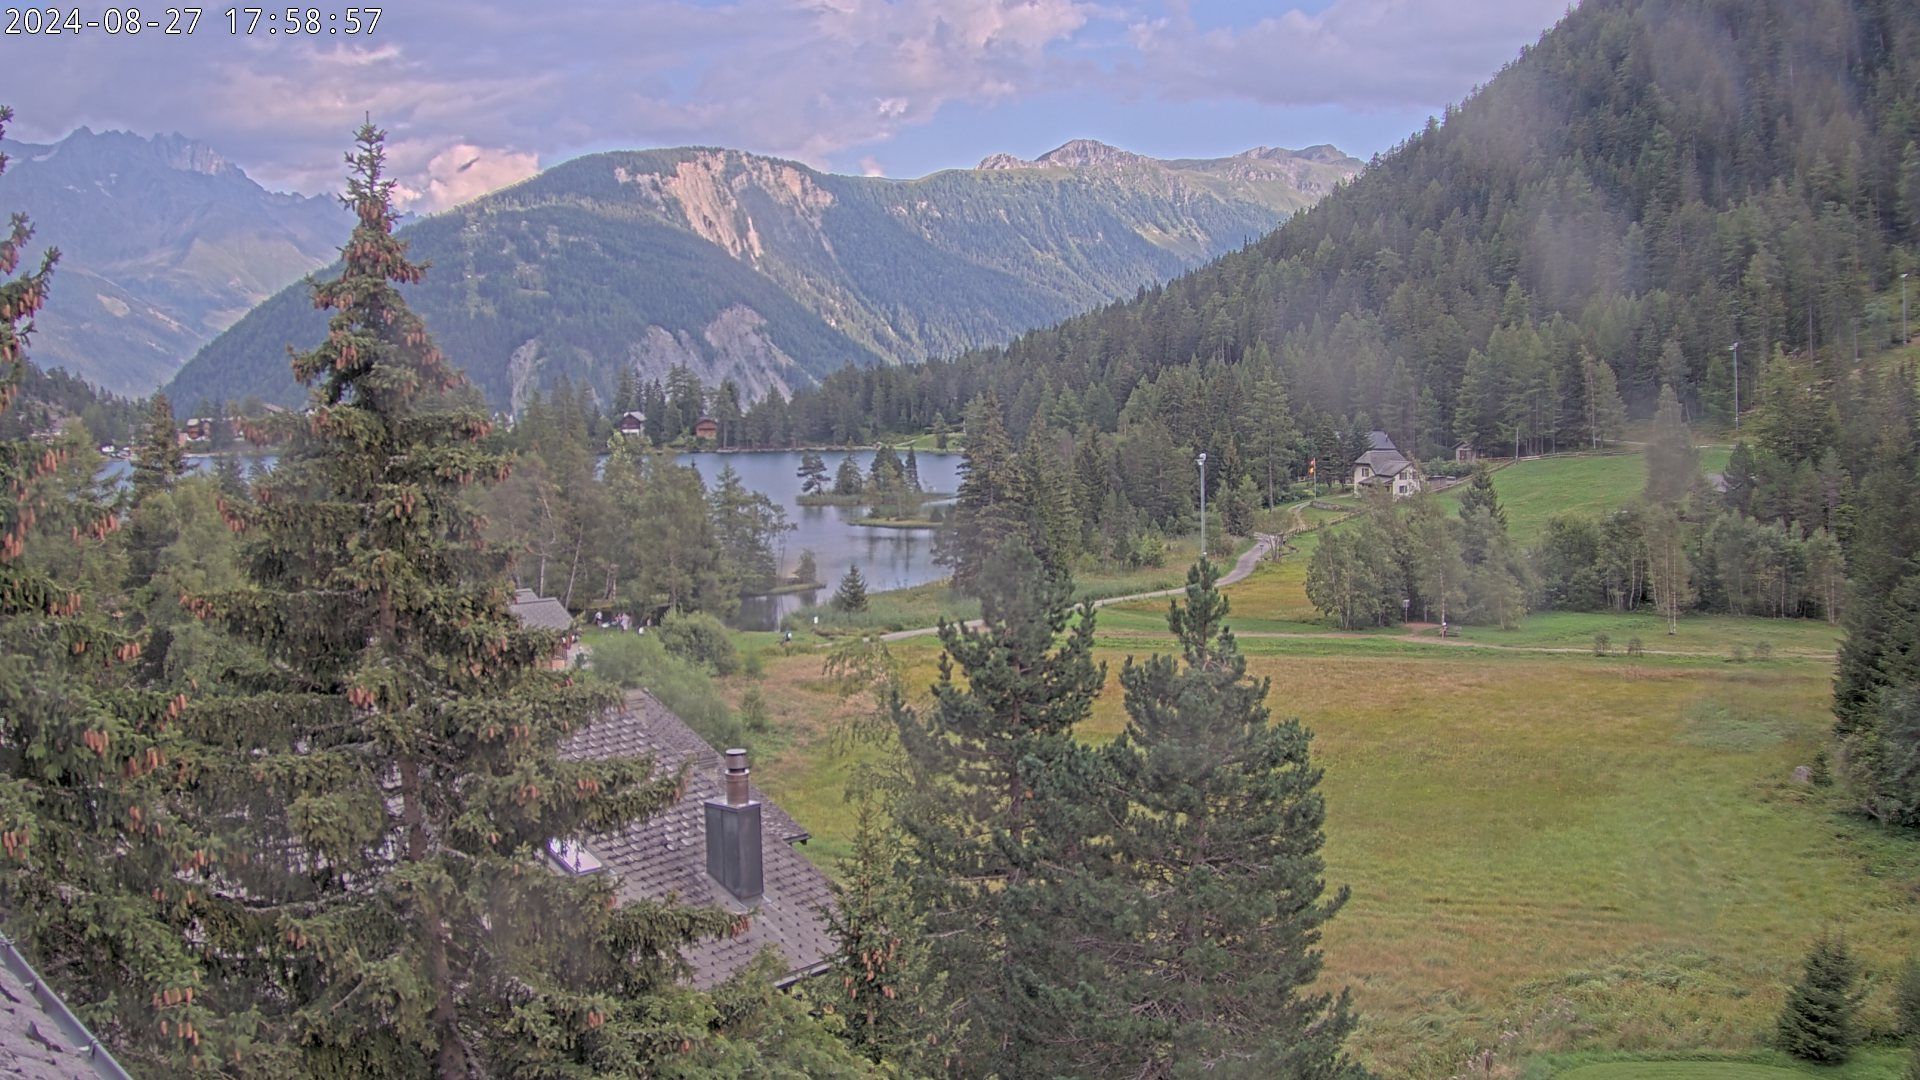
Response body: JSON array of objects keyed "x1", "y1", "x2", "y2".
[
  {"x1": 0, "y1": 127, "x2": 349, "y2": 396},
  {"x1": 164, "y1": 139, "x2": 1360, "y2": 412}
]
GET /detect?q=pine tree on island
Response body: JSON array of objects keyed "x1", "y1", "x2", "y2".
[
  {"x1": 903, "y1": 445, "x2": 922, "y2": 491},
  {"x1": 834, "y1": 454, "x2": 866, "y2": 497},
  {"x1": 797, "y1": 451, "x2": 829, "y2": 495}
]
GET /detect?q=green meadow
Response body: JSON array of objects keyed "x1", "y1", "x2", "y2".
[{"x1": 718, "y1": 450, "x2": 1917, "y2": 1076}]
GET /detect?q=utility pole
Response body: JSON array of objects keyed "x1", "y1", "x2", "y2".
[
  {"x1": 1729, "y1": 341, "x2": 1741, "y2": 429},
  {"x1": 1903, "y1": 272, "x2": 1910, "y2": 347},
  {"x1": 1196, "y1": 452, "x2": 1208, "y2": 560}
]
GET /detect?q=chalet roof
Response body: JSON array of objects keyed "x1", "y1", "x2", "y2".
[
  {"x1": 559, "y1": 691, "x2": 832, "y2": 989},
  {"x1": 508, "y1": 589, "x2": 574, "y2": 632},
  {"x1": 0, "y1": 935, "x2": 132, "y2": 1078},
  {"x1": 618, "y1": 411, "x2": 646, "y2": 427},
  {"x1": 1366, "y1": 429, "x2": 1397, "y2": 451},
  {"x1": 1354, "y1": 449, "x2": 1415, "y2": 477}
]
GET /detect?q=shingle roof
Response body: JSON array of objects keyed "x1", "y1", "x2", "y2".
[
  {"x1": 509, "y1": 589, "x2": 574, "y2": 632},
  {"x1": 1356, "y1": 431, "x2": 1417, "y2": 478},
  {"x1": 0, "y1": 937, "x2": 131, "y2": 1079},
  {"x1": 1354, "y1": 449, "x2": 1414, "y2": 477},
  {"x1": 559, "y1": 691, "x2": 833, "y2": 989}
]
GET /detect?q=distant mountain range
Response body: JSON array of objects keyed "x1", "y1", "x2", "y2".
[
  {"x1": 163, "y1": 140, "x2": 1360, "y2": 412},
  {"x1": 0, "y1": 128, "x2": 348, "y2": 397}
]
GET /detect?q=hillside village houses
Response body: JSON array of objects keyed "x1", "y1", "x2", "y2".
[{"x1": 1352, "y1": 430, "x2": 1423, "y2": 498}]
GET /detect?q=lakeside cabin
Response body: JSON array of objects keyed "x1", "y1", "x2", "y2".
[
  {"x1": 1352, "y1": 430, "x2": 1423, "y2": 499},
  {"x1": 617, "y1": 411, "x2": 646, "y2": 437},
  {"x1": 508, "y1": 587, "x2": 579, "y2": 669},
  {"x1": 693, "y1": 415, "x2": 720, "y2": 442}
]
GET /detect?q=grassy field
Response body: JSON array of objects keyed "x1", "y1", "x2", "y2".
[
  {"x1": 706, "y1": 447, "x2": 1917, "y2": 1076},
  {"x1": 734, "y1": 627, "x2": 1917, "y2": 1076},
  {"x1": 1434, "y1": 448, "x2": 1729, "y2": 545},
  {"x1": 1530, "y1": 1048, "x2": 1912, "y2": 1079}
]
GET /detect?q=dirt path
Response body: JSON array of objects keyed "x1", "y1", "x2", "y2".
[{"x1": 879, "y1": 533, "x2": 1280, "y2": 643}]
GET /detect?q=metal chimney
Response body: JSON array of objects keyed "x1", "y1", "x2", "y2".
[
  {"x1": 705, "y1": 748, "x2": 763, "y2": 901},
  {"x1": 724, "y1": 748, "x2": 750, "y2": 806}
]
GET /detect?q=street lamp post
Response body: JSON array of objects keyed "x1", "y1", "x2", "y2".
[
  {"x1": 1197, "y1": 452, "x2": 1208, "y2": 561},
  {"x1": 1729, "y1": 341, "x2": 1740, "y2": 429}
]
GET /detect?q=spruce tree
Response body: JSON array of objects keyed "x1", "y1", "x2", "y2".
[
  {"x1": 935, "y1": 394, "x2": 1023, "y2": 595},
  {"x1": 1644, "y1": 383, "x2": 1701, "y2": 506},
  {"x1": 825, "y1": 792, "x2": 923, "y2": 1066},
  {"x1": 185, "y1": 123, "x2": 737, "y2": 1077},
  {"x1": 1070, "y1": 558, "x2": 1363, "y2": 1078},
  {"x1": 903, "y1": 445, "x2": 922, "y2": 491},
  {"x1": 1777, "y1": 933, "x2": 1860, "y2": 1064},
  {"x1": 834, "y1": 454, "x2": 866, "y2": 497},
  {"x1": 893, "y1": 538, "x2": 1104, "y2": 1076},
  {"x1": 1896, "y1": 955, "x2": 1920, "y2": 1038},
  {"x1": 834, "y1": 564, "x2": 870, "y2": 612},
  {"x1": 0, "y1": 104, "x2": 217, "y2": 1075},
  {"x1": 130, "y1": 391, "x2": 186, "y2": 502}
]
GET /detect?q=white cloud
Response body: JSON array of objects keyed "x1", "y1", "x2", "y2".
[
  {"x1": 1121, "y1": 0, "x2": 1573, "y2": 110},
  {"x1": 860, "y1": 156, "x2": 887, "y2": 176},
  {"x1": 395, "y1": 143, "x2": 543, "y2": 212},
  {"x1": 1, "y1": 0, "x2": 1569, "y2": 200}
]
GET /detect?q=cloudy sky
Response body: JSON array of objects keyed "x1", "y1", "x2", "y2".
[{"x1": 6, "y1": 0, "x2": 1572, "y2": 211}]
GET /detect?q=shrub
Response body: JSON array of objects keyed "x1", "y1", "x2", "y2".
[
  {"x1": 1593, "y1": 632, "x2": 1611, "y2": 657},
  {"x1": 739, "y1": 687, "x2": 770, "y2": 734},
  {"x1": 1754, "y1": 640, "x2": 1775, "y2": 660},
  {"x1": 1810, "y1": 748, "x2": 1833, "y2": 788},
  {"x1": 1896, "y1": 955, "x2": 1920, "y2": 1039},
  {"x1": 1626, "y1": 636, "x2": 1644, "y2": 657},
  {"x1": 1120, "y1": 529, "x2": 1167, "y2": 569},
  {"x1": 657, "y1": 610, "x2": 740, "y2": 675},
  {"x1": 585, "y1": 633, "x2": 746, "y2": 751},
  {"x1": 1730, "y1": 643, "x2": 1748, "y2": 663},
  {"x1": 1777, "y1": 933, "x2": 1859, "y2": 1064}
]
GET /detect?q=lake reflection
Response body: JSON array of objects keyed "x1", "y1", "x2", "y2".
[{"x1": 677, "y1": 450, "x2": 962, "y2": 631}]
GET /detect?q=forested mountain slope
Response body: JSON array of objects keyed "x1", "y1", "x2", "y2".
[
  {"x1": 772, "y1": 0, "x2": 1920, "y2": 458},
  {"x1": 0, "y1": 128, "x2": 346, "y2": 395},
  {"x1": 165, "y1": 142, "x2": 1358, "y2": 412}
]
